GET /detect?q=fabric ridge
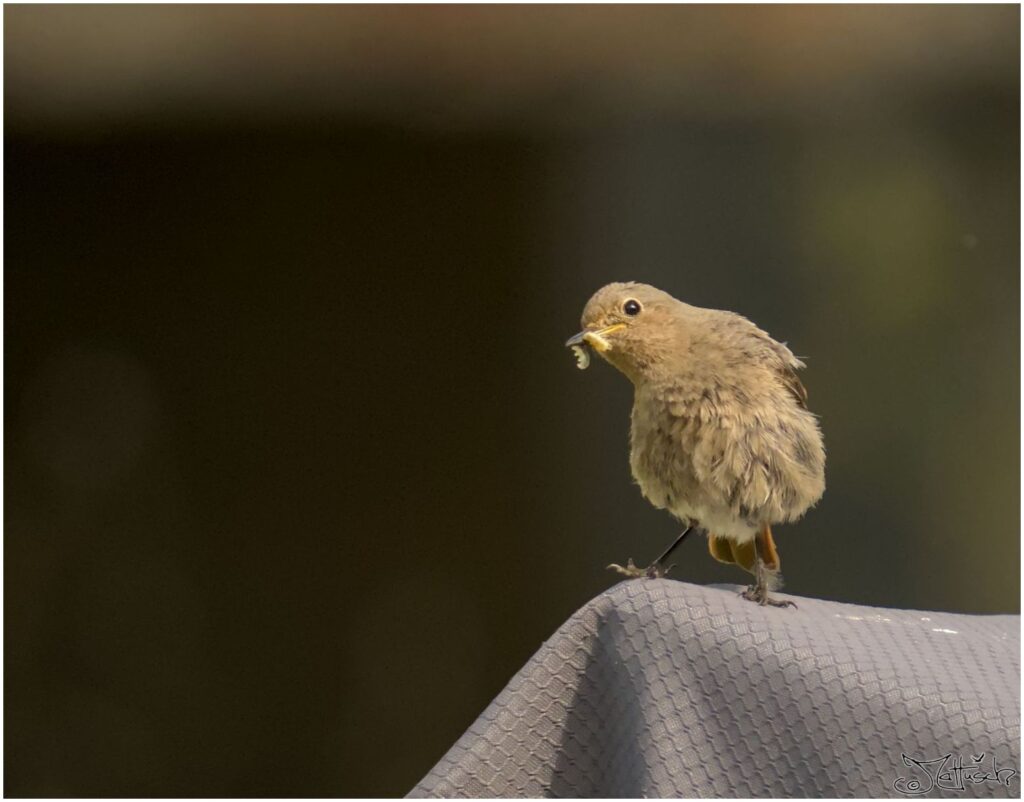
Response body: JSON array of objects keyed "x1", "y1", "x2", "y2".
[{"x1": 409, "y1": 581, "x2": 1020, "y2": 798}]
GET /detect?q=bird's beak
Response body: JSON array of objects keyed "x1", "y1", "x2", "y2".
[{"x1": 564, "y1": 323, "x2": 626, "y2": 353}]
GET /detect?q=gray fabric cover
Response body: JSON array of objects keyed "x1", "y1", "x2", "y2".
[{"x1": 410, "y1": 580, "x2": 1019, "y2": 798}]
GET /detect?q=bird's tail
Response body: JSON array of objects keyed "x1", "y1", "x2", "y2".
[{"x1": 707, "y1": 525, "x2": 781, "y2": 574}]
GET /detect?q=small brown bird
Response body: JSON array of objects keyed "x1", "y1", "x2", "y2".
[{"x1": 566, "y1": 282, "x2": 825, "y2": 607}]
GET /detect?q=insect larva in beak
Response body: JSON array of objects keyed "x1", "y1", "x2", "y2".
[{"x1": 571, "y1": 344, "x2": 590, "y2": 370}]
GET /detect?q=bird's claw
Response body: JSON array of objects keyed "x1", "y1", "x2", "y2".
[
  {"x1": 607, "y1": 558, "x2": 644, "y2": 577},
  {"x1": 607, "y1": 558, "x2": 672, "y2": 579},
  {"x1": 741, "y1": 584, "x2": 797, "y2": 608}
]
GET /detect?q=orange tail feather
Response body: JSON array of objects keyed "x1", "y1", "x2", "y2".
[
  {"x1": 707, "y1": 525, "x2": 781, "y2": 574},
  {"x1": 756, "y1": 524, "x2": 781, "y2": 571}
]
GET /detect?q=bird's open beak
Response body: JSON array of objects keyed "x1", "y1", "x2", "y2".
[{"x1": 564, "y1": 323, "x2": 626, "y2": 353}]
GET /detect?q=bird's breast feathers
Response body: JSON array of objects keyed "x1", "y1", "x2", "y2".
[{"x1": 629, "y1": 384, "x2": 825, "y2": 537}]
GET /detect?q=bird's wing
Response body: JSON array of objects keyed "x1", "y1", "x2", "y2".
[
  {"x1": 778, "y1": 359, "x2": 809, "y2": 410},
  {"x1": 735, "y1": 315, "x2": 810, "y2": 411}
]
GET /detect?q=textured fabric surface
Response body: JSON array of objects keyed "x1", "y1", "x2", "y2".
[{"x1": 410, "y1": 581, "x2": 1019, "y2": 798}]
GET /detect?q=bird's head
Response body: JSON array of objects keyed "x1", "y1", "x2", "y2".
[{"x1": 565, "y1": 282, "x2": 688, "y2": 383}]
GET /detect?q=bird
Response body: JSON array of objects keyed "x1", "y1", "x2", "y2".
[{"x1": 565, "y1": 282, "x2": 825, "y2": 607}]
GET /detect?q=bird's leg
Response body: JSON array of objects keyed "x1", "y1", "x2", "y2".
[
  {"x1": 608, "y1": 525, "x2": 693, "y2": 580},
  {"x1": 741, "y1": 532, "x2": 796, "y2": 608}
]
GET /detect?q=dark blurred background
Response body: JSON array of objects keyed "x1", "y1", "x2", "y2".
[{"x1": 5, "y1": 5, "x2": 1019, "y2": 797}]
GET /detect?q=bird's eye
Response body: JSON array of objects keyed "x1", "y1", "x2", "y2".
[{"x1": 623, "y1": 299, "x2": 642, "y2": 316}]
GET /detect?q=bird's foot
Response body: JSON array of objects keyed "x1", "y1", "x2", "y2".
[
  {"x1": 607, "y1": 558, "x2": 673, "y2": 580},
  {"x1": 741, "y1": 583, "x2": 797, "y2": 608}
]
